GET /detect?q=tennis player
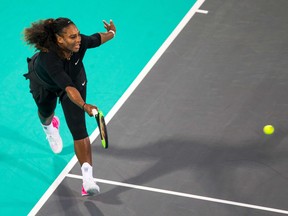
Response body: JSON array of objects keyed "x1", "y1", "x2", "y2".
[{"x1": 23, "y1": 17, "x2": 116, "y2": 196}]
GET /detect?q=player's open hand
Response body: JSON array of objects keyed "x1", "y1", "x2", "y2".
[{"x1": 103, "y1": 19, "x2": 116, "y2": 33}]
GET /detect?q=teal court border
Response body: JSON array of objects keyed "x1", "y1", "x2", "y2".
[{"x1": 0, "y1": 0, "x2": 197, "y2": 215}]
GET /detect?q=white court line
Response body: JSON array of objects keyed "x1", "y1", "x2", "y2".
[
  {"x1": 28, "y1": 0, "x2": 206, "y2": 215},
  {"x1": 66, "y1": 173, "x2": 288, "y2": 215},
  {"x1": 197, "y1": 9, "x2": 209, "y2": 14}
]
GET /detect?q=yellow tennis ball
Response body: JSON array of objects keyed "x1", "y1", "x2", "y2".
[{"x1": 263, "y1": 125, "x2": 274, "y2": 135}]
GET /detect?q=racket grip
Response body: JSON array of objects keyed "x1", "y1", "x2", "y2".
[{"x1": 92, "y1": 109, "x2": 98, "y2": 117}]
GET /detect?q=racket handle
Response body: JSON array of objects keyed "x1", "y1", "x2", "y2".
[{"x1": 92, "y1": 109, "x2": 98, "y2": 117}]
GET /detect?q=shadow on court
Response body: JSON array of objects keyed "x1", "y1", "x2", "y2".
[
  {"x1": 88, "y1": 133, "x2": 288, "y2": 209},
  {"x1": 41, "y1": 183, "x2": 104, "y2": 216}
]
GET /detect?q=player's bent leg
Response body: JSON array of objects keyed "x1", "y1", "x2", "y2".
[
  {"x1": 34, "y1": 88, "x2": 61, "y2": 153},
  {"x1": 38, "y1": 111, "x2": 54, "y2": 125}
]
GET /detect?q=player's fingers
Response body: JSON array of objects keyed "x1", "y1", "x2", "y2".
[{"x1": 103, "y1": 20, "x2": 109, "y2": 27}]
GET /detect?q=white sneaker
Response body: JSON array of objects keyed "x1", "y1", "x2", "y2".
[
  {"x1": 82, "y1": 178, "x2": 100, "y2": 196},
  {"x1": 43, "y1": 116, "x2": 63, "y2": 154}
]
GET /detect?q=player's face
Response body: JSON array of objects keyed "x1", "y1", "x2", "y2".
[{"x1": 57, "y1": 24, "x2": 81, "y2": 53}]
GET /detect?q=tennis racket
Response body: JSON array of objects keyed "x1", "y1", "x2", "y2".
[{"x1": 92, "y1": 109, "x2": 109, "y2": 149}]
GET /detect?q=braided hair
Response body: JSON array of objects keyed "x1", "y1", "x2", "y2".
[{"x1": 24, "y1": 17, "x2": 74, "y2": 58}]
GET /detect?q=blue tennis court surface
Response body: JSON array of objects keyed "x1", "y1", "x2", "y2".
[{"x1": 0, "y1": 0, "x2": 196, "y2": 215}]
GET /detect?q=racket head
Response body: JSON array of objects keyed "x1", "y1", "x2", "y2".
[{"x1": 97, "y1": 110, "x2": 109, "y2": 149}]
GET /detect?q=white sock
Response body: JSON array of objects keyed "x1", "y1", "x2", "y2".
[
  {"x1": 81, "y1": 162, "x2": 93, "y2": 181},
  {"x1": 42, "y1": 121, "x2": 54, "y2": 133}
]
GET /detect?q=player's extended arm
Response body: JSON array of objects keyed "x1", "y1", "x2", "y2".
[
  {"x1": 65, "y1": 86, "x2": 96, "y2": 116},
  {"x1": 99, "y1": 20, "x2": 116, "y2": 44}
]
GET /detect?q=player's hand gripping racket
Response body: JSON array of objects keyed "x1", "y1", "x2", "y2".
[{"x1": 92, "y1": 109, "x2": 109, "y2": 149}]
